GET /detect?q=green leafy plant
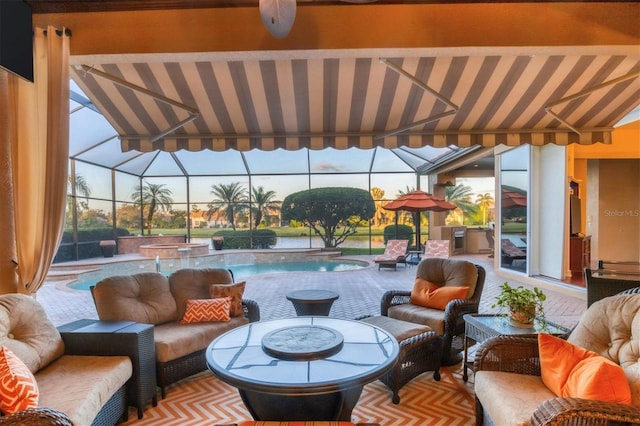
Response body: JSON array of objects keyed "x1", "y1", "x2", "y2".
[{"x1": 492, "y1": 282, "x2": 546, "y2": 326}]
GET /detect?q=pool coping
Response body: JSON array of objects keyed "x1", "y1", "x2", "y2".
[{"x1": 49, "y1": 248, "x2": 376, "y2": 292}]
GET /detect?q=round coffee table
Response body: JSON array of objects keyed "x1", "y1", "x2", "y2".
[
  {"x1": 206, "y1": 317, "x2": 399, "y2": 421},
  {"x1": 286, "y1": 289, "x2": 339, "y2": 316}
]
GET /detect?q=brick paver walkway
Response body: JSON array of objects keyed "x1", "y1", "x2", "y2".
[{"x1": 38, "y1": 253, "x2": 586, "y2": 329}]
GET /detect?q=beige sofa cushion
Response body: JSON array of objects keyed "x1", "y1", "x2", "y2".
[
  {"x1": 169, "y1": 268, "x2": 234, "y2": 320},
  {"x1": 388, "y1": 303, "x2": 445, "y2": 334},
  {"x1": 416, "y1": 258, "x2": 477, "y2": 298},
  {"x1": 568, "y1": 293, "x2": 640, "y2": 406},
  {"x1": 36, "y1": 355, "x2": 132, "y2": 426},
  {"x1": 0, "y1": 294, "x2": 64, "y2": 373},
  {"x1": 154, "y1": 317, "x2": 249, "y2": 363},
  {"x1": 475, "y1": 370, "x2": 556, "y2": 426},
  {"x1": 93, "y1": 273, "x2": 178, "y2": 325}
]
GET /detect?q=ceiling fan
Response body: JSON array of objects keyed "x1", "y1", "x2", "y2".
[{"x1": 260, "y1": 0, "x2": 378, "y2": 38}]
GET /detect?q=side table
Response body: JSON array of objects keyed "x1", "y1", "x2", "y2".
[
  {"x1": 58, "y1": 319, "x2": 157, "y2": 419},
  {"x1": 406, "y1": 250, "x2": 422, "y2": 265},
  {"x1": 462, "y1": 314, "x2": 570, "y2": 382},
  {"x1": 286, "y1": 289, "x2": 339, "y2": 316}
]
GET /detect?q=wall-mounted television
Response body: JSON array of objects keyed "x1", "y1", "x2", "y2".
[
  {"x1": 570, "y1": 195, "x2": 582, "y2": 236},
  {"x1": 0, "y1": 0, "x2": 33, "y2": 82}
]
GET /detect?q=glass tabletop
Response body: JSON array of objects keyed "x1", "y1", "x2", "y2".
[
  {"x1": 464, "y1": 314, "x2": 569, "y2": 336},
  {"x1": 206, "y1": 316, "x2": 399, "y2": 395}
]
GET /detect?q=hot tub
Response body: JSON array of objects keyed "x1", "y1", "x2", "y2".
[{"x1": 139, "y1": 243, "x2": 210, "y2": 258}]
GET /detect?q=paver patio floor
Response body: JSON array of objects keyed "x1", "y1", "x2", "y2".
[{"x1": 39, "y1": 253, "x2": 586, "y2": 329}]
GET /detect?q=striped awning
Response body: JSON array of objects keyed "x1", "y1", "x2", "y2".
[{"x1": 69, "y1": 48, "x2": 640, "y2": 152}]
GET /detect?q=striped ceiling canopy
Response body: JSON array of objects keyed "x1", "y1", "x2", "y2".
[{"x1": 69, "y1": 47, "x2": 640, "y2": 153}]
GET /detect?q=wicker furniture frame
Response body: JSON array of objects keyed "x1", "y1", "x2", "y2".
[
  {"x1": 0, "y1": 408, "x2": 73, "y2": 426},
  {"x1": 381, "y1": 264, "x2": 486, "y2": 365},
  {"x1": 585, "y1": 268, "x2": 640, "y2": 307},
  {"x1": 58, "y1": 319, "x2": 157, "y2": 419},
  {"x1": 360, "y1": 316, "x2": 443, "y2": 404},
  {"x1": 157, "y1": 298, "x2": 261, "y2": 398},
  {"x1": 462, "y1": 314, "x2": 569, "y2": 382}
]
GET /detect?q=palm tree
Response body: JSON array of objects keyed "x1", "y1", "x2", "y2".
[
  {"x1": 396, "y1": 186, "x2": 417, "y2": 225},
  {"x1": 131, "y1": 182, "x2": 174, "y2": 235},
  {"x1": 208, "y1": 182, "x2": 247, "y2": 230},
  {"x1": 251, "y1": 186, "x2": 280, "y2": 227},
  {"x1": 370, "y1": 187, "x2": 385, "y2": 226},
  {"x1": 475, "y1": 193, "x2": 494, "y2": 225},
  {"x1": 69, "y1": 174, "x2": 92, "y2": 211},
  {"x1": 445, "y1": 184, "x2": 477, "y2": 223}
]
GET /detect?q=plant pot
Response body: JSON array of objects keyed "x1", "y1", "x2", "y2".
[
  {"x1": 509, "y1": 306, "x2": 535, "y2": 328},
  {"x1": 99, "y1": 240, "x2": 116, "y2": 258},
  {"x1": 212, "y1": 237, "x2": 224, "y2": 251}
]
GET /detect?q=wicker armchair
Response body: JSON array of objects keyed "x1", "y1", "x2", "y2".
[
  {"x1": 474, "y1": 289, "x2": 640, "y2": 426},
  {"x1": 381, "y1": 258, "x2": 486, "y2": 365}
]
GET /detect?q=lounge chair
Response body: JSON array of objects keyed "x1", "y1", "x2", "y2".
[
  {"x1": 424, "y1": 239, "x2": 450, "y2": 258},
  {"x1": 501, "y1": 238, "x2": 526, "y2": 265},
  {"x1": 374, "y1": 239, "x2": 409, "y2": 270}
]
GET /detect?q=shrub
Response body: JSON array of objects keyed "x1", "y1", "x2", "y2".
[
  {"x1": 212, "y1": 229, "x2": 277, "y2": 249},
  {"x1": 383, "y1": 224, "x2": 413, "y2": 244}
]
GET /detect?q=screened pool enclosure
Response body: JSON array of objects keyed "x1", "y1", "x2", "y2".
[{"x1": 61, "y1": 80, "x2": 465, "y2": 262}]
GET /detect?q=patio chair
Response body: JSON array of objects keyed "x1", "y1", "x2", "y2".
[
  {"x1": 474, "y1": 288, "x2": 640, "y2": 426},
  {"x1": 380, "y1": 258, "x2": 486, "y2": 365},
  {"x1": 501, "y1": 238, "x2": 526, "y2": 265},
  {"x1": 374, "y1": 239, "x2": 409, "y2": 270},
  {"x1": 423, "y1": 239, "x2": 450, "y2": 258}
]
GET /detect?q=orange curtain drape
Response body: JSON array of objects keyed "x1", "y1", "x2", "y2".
[{"x1": 1, "y1": 26, "x2": 70, "y2": 294}]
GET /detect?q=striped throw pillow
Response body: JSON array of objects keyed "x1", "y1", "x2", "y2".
[
  {"x1": 0, "y1": 346, "x2": 39, "y2": 414},
  {"x1": 180, "y1": 297, "x2": 232, "y2": 324}
]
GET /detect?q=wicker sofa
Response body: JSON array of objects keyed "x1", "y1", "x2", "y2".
[
  {"x1": 0, "y1": 294, "x2": 132, "y2": 426},
  {"x1": 474, "y1": 288, "x2": 640, "y2": 426},
  {"x1": 91, "y1": 268, "x2": 260, "y2": 398}
]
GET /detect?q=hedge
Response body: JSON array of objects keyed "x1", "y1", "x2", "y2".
[
  {"x1": 211, "y1": 229, "x2": 277, "y2": 249},
  {"x1": 382, "y1": 224, "x2": 413, "y2": 244}
]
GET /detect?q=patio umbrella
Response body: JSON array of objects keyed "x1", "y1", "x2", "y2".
[
  {"x1": 383, "y1": 190, "x2": 457, "y2": 247},
  {"x1": 501, "y1": 188, "x2": 527, "y2": 209}
]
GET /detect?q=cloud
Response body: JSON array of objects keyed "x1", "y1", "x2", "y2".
[{"x1": 313, "y1": 162, "x2": 344, "y2": 172}]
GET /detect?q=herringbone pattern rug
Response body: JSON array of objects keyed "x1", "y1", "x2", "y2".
[{"x1": 122, "y1": 366, "x2": 475, "y2": 425}]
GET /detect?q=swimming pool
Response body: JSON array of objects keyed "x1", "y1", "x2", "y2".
[{"x1": 67, "y1": 259, "x2": 369, "y2": 291}]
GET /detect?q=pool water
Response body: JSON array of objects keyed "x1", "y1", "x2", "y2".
[{"x1": 67, "y1": 260, "x2": 368, "y2": 291}]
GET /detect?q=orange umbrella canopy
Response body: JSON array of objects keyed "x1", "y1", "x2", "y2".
[
  {"x1": 382, "y1": 190, "x2": 457, "y2": 213},
  {"x1": 383, "y1": 190, "x2": 456, "y2": 248},
  {"x1": 501, "y1": 188, "x2": 527, "y2": 209}
]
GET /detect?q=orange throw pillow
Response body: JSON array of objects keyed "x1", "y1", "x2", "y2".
[
  {"x1": 410, "y1": 278, "x2": 468, "y2": 310},
  {"x1": 538, "y1": 333, "x2": 631, "y2": 404},
  {"x1": 180, "y1": 297, "x2": 231, "y2": 324},
  {"x1": 0, "y1": 346, "x2": 39, "y2": 414},
  {"x1": 209, "y1": 281, "x2": 246, "y2": 317}
]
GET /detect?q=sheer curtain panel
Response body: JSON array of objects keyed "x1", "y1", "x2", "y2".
[{"x1": 4, "y1": 26, "x2": 70, "y2": 294}]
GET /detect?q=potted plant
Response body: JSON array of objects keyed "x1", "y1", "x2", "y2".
[
  {"x1": 212, "y1": 236, "x2": 224, "y2": 251},
  {"x1": 492, "y1": 282, "x2": 546, "y2": 328}
]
